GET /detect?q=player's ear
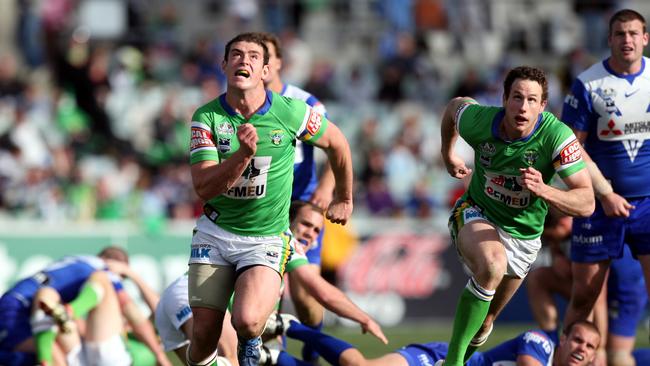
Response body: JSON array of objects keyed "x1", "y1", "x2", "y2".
[
  {"x1": 262, "y1": 64, "x2": 270, "y2": 80},
  {"x1": 221, "y1": 59, "x2": 227, "y2": 72}
]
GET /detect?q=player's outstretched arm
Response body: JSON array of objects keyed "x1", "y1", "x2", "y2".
[
  {"x1": 310, "y1": 121, "x2": 353, "y2": 225},
  {"x1": 119, "y1": 291, "x2": 172, "y2": 366},
  {"x1": 290, "y1": 266, "x2": 388, "y2": 344},
  {"x1": 106, "y1": 259, "x2": 160, "y2": 313}
]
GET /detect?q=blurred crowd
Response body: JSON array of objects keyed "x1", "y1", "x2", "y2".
[{"x1": 0, "y1": 0, "x2": 640, "y2": 223}]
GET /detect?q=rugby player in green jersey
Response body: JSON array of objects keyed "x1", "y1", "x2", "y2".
[
  {"x1": 185, "y1": 33, "x2": 353, "y2": 366},
  {"x1": 436, "y1": 66, "x2": 595, "y2": 366}
]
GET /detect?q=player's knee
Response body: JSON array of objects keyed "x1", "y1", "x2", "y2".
[
  {"x1": 33, "y1": 287, "x2": 60, "y2": 311},
  {"x1": 231, "y1": 314, "x2": 265, "y2": 339}
]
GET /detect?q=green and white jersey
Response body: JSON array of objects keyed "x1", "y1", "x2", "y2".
[
  {"x1": 455, "y1": 104, "x2": 585, "y2": 239},
  {"x1": 189, "y1": 91, "x2": 329, "y2": 236}
]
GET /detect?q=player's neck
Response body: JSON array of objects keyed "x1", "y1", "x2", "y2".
[
  {"x1": 607, "y1": 57, "x2": 643, "y2": 75},
  {"x1": 226, "y1": 86, "x2": 267, "y2": 119}
]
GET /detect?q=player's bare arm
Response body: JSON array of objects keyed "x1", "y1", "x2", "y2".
[
  {"x1": 573, "y1": 130, "x2": 634, "y2": 217},
  {"x1": 191, "y1": 123, "x2": 258, "y2": 201},
  {"x1": 309, "y1": 121, "x2": 353, "y2": 225},
  {"x1": 441, "y1": 97, "x2": 476, "y2": 179},
  {"x1": 291, "y1": 267, "x2": 388, "y2": 344},
  {"x1": 119, "y1": 291, "x2": 172, "y2": 366},
  {"x1": 310, "y1": 161, "x2": 335, "y2": 210},
  {"x1": 521, "y1": 166, "x2": 594, "y2": 217}
]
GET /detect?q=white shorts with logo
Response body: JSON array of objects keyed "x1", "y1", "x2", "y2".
[
  {"x1": 189, "y1": 215, "x2": 293, "y2": 274},
  {"x1": 448, "y1": 198, "x2": 541, "y2": 278}
]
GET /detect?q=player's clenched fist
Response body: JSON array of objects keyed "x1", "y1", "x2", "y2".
[{"x1": 237, "y1": 123, "x2": 258, "y2": 156}]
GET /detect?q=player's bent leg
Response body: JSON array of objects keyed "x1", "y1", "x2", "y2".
[
  {"x1": 232, "y1": 265, "x2": 282, "y2": 366},
  {"x1": 526, "y1": 266, "x2": 571, "y2": 331},
  {"x1": 565, "y1": 260, "x2": 609, "y2": 329},
  {"x1": 445, "y1": 221, "x2": 502, "y2": 366},
  {"x1": 231, "y1": 265, "x2": 282, "y2": 338},
  {"x1": 82, "y1": 271, "x2": 123, "y2": 342},
  {"x1": 188, "y1": 263, "x2": 235, "y2": 364}
]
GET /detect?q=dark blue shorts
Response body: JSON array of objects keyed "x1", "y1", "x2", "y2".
[
  {"x1": 571, "y1": 196, "x2": 650, "y2": 262},
  {"x1": 608, "y1": 246, "x2": 648, "y2": 337},
  {"x1": 0, "y1": 295, "x2": 33, "y2": 351}
]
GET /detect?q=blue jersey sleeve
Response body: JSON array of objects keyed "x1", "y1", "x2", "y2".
[
  {"x1": 517, "y1": 331, "x2": 555, "y2": 364},
  {"x1": 561, "y1": 79, "x2": 593, "y2": 131}
]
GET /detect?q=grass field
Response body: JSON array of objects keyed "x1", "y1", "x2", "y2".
[{"x1": 169, "y1": 321, "x2": 650, "y2": 365}]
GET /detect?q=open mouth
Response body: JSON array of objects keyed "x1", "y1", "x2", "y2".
[
  {"x1": 570, "y1": 352, "x2": 584, "y2": 362},
  {"x1": 515, "y1": 116, "x2": 527, "y2": 123},
  {"x1": 235, "y1": 70, "x2": 250, "y2": 78}
]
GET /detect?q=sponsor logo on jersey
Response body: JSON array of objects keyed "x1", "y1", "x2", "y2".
[
  {"x1": 306, "y1": 110, "x2": 322, "y2": 136},
  {"x1": 485, "y1": 173, "x2": 530, "y2": 208},
  {"x1": 191, "y1": 127, "x2": 215, "y2": 150},
  {"x1": 523, "y1": 149, "x2": 539, "y2": 166},
  {"x1": 479, "y1": 142, "x2": 496, "y2": 156},
  {"x1": 596, "y1": 87, "x2": 620, "y2": 115},
  {"x1": 479, "y1": 154, "x2": 492, "y2": 167},
  {"x1": 599, "y1": 120, "x2": 623, "y2": 137},
  {"x1": 218, "y1": 137, "x2": 231, "y2": 153},
  {"x1": 559, "y1": 140, "x2": 581, "y2": 165},
  {"x1": 217, "y1": 122, "x2": 234, "y2": 135},
  {"x1": 270, "y1": 129, "x2": 284, "y2": 145},
  {"x1": 523, "y1": 331, "x2": 553, "y2": 354},
  {"x1": 224, "y1": 157, "x2": 271, "y2": 199},
  {"x1": 565, "y1": 93, "x2": 578, "y2": 109},
  {"x1": 175, "y1": 305, "x2": 192, "y2": 322},
  {"x1": 485, "y1": 186, "x2": 530, "y2": 207},
  {"x1": 490, "y1": 175, "x2": 523, "y2": 191},
  {"x1": 417, "y1": 354, "x2": 433, "y2": 366}
]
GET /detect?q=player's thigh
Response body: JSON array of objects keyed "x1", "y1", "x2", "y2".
[
  {"x1": 188, "y1": 263, "x2": 236, "y2": 312},
  {"x1": 233, "y1": 265, "x2": 282, "y2": 316}
]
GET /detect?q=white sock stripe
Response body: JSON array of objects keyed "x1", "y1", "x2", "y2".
[
  {"x1": 466, "y1": 278, "x2": 495, "y2": 302},
  {"x1": 186, "y1": 345, "x2": 219, "y2": 366},
  {"x1": 89, "y1": 282, "x2": 105, "y2": 302}
]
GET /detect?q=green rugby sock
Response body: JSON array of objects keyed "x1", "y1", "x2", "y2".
[
  {"x1": 445, "y1": 279, "x2": 494, "y2": 366},
  {"x1": 69, "y1": 281, "x2": 103, "y2": 318},
  {"x1": 35, "y1": 328, "x2": 57, "y2": 365}
]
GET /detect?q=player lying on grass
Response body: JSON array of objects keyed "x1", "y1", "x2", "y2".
[{"x1": 262, "y1": 314, "x2": 600, "y2": 366}]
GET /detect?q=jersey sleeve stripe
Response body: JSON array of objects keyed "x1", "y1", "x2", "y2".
[
  {"x1": 296, "y1": 106, "x2": 311, "y2": 138},
  {"x1": 455, "y1": 103, "x2": 472, "y2": 131},
  {"x1": 191, "y1": 121, "x2": 211, "y2": 130}
]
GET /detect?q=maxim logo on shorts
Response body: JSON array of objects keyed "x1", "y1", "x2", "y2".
[
  {"x1": 176, "y1": 306, "x2": 192, "y2": 322},
  {"x1": 572, "y1": 234, "x2": 603, "y2": 245}
]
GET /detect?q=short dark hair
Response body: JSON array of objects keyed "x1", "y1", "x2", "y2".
[
  {"x1": 563, "y1": 320, "x2": 600, "y2": 338},
  {"x1": 98, "y1": 246, "x2": 129, "y2": 264},
  {"x1": 609, "y1": 9, "x2": 646, "y2": 35},
  {"x1": 503, "y1": 66, "x2": 548, "y2": 103},
  {"x1": 224, "y1": 32, "x2": 270, "y2": 65},
  {"x1": 258, "y1": 32, "x2": 282, "y2": 59},
  {"x1": 289, "y1": 200, "x2": 323, "y2": 223}
]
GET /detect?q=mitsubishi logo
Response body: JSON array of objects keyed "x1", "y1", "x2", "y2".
[{"x1": 599, "y1": 119, "x2": 623, "y2": 136}]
